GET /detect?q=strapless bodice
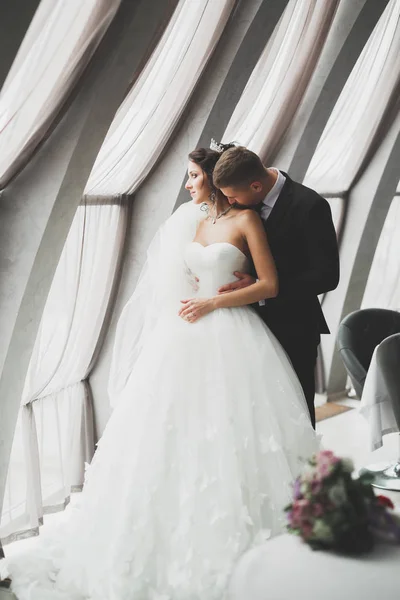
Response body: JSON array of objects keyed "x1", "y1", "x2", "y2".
[{"x1": 184, "y1": 242, "x2": 250, "y2": 297}]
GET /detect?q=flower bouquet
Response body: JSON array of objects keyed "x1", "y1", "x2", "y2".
[{"x1": 285, "y1": 450, "x2": 400, "y2": 555}]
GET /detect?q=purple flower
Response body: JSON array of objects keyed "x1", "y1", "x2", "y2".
[
  {"x1": 287, "y1": 511, "x2": 297, "y2": 527},
  {"x1": 293, "y1": 478, "x2": 302, "y2": 500}
]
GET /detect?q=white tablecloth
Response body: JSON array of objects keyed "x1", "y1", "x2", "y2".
[
  {"x1": 359, "y1": 345, "x2": 399, "y2": 450},
  {"x1": 229, "y1": 534, "x2": 400, "y2": 600}
]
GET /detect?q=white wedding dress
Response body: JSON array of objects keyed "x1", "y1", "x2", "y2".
[{"x1": 2, "y1": 203, "x2": 318, "y2": 600}]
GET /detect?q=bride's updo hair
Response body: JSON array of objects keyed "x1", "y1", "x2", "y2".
[{"x1": 188, "y1": 142, "x2": 236, "y2": 198}]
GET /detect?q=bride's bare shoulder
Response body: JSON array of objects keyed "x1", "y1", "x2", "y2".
[{"x1": 233, "y1": 208, "x2": 262, "y2": 223}]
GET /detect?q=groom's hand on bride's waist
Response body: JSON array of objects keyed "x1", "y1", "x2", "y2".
[{"x1": 217, "y1": 272, "x2": 255, "y2": 294}]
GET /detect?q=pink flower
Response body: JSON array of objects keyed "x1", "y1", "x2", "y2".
[
  {"x1": 317, "y1": 463, "x2": 332, "y2": 479},
  {"x1": 311, "y1": 479, "x2": 322, "y2": 495},
  {"x1": 317, "y1": 450, "x2": 339, "y2": 464},
  {"x1": 312, "y1": 503, "x2": 324, "y2": 517},
  {"x1": 301, "y1": 520, "x2": 314, "y2": 539},
  {"x1": 293, "y1": 499, "x2": 310, "y2": 514},
  {"x1": 314, "y1": 451, "x2": 340, "y2": 480},
  {"x1": 287, "y1": 511, "x2": 300, "y2": 528}
]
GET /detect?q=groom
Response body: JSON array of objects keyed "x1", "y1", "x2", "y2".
[{"x1": 213, "y1": 146, "x2": 340, "y2": 428}]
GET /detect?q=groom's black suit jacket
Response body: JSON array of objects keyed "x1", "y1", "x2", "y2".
[{"x1": 254, "y1": 172, "x2": 340, "y2": 351}]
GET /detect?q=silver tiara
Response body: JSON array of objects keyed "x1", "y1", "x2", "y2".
[{"x1": 210, "y1": 138, "x2": 224, "y2": 153}]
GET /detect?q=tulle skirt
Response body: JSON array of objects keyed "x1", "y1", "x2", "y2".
[{"x1": 2, "y1": 306, "x2": 318, "y2": 600}]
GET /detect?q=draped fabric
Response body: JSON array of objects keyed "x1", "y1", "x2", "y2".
[
  {"x1": 222, "y1": 0, "x2": 339, "y2": 161},
  {"x1": 1, "y1": 199, "x2": 128, "y2": 541},
  {"x1": 0, "y1": 0, "x2": 121, "y2": 189},
  {"x1": 304, "y1": 0, "x2": 400, "y2": 194},
  {"x1": 21, "y1": 199, "x2": 129, "y2": 408},
  {"x1": 362, "y1": 194, "x2": 400, "y2": 311},
  {"x1": 1, "y1": 387, "x2": 93, "y2": 544},
  {"x1": 84, "y1": 0, "x2": 236, "y2": 196}
]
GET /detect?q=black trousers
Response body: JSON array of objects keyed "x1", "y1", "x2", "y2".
[
  {"x1": 283, "y1": 341, "x2": 318, "y2": 429},
  {"x1": 266, "y1": 324, "x2": 319, "y2": 429}
]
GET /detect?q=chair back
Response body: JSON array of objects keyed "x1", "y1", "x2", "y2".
[
  {"x1": 337, "y1": 308, "x2": 400, "y2": 398},
  {"x1": 376, "y1": 333, "x2": 400, "y2": 427}
]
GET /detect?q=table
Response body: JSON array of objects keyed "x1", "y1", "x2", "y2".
[
  {"x1": 229, "y1": 533, "x2": 400, "y2": 600},
  {"x1": 360, "y1": 344, "x2": 399, "y2": 451}
]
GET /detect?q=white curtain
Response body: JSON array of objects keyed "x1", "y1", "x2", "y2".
[
  {"x1": 22, "y1": 199, "x2": 128, "y2": 407},
  {"x1": 0, "y1": 0, "x2": 121, "y2": 189},
  {"x1": 326, "y1": 196, "x2": 345, "y2": 236},
  {"x1": 84, "y1": 0, "x2": 236, "y2": 196},
  {"x1": 304, "y1": 0, "x2": 400, "y2": 194},
  {"x1": 1, "y1": 411, "x2": 27, "y2": 542},
  {"x1": 1, "y1": 199, "x2": 128, "y2": 541},
  {"x1": 362, "y1": 195, "x2": 400, "y2": 311},
  {"x1": 221, "y1": 0, "x2": 339, "y2": 161}
]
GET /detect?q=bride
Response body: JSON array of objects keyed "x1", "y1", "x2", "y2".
[{"x1": 1, "y1": 143, "x2": 318, "y2": 600}]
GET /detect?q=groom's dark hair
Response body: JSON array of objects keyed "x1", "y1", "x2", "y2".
[{"x1": 213, "y1": 146, "x2": 266, "y2": 189}]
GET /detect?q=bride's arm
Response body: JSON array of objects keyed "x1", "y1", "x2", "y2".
[{"x1": 179, "y1": 211, "x2": 278, "y2": 322}]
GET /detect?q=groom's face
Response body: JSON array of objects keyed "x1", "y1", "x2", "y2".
[{"x1": 219, "y1": 182, "x2": 263, "y2": 208}]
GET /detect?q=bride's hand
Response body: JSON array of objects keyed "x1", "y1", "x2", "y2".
[{"x1": 179, "y1": 297, "x2": 216, "y2": 323}]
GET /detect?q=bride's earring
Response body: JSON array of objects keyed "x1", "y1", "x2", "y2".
[{"x1": 207, "y1": 191, "x2": 217, "y2": 223}]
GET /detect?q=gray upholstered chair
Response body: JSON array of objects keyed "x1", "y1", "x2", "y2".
[
  {"x1": 337, "y1": 308, "x2": 400, "y2": 399},
  {"x1": 337, "y1": 310, "x2": 400, "y2": 491}
]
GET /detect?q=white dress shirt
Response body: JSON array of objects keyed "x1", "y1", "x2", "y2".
[
  {"x1": 258, "y1": 168, "x2": 286, "y2": 305},
  {"x1": 260, "y1": 168, "x2": 286, "y2": 221}
]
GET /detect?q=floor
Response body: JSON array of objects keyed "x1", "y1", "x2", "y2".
[{"x1": 1, "y1": 397, "x2": 399, "y2": 598}]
